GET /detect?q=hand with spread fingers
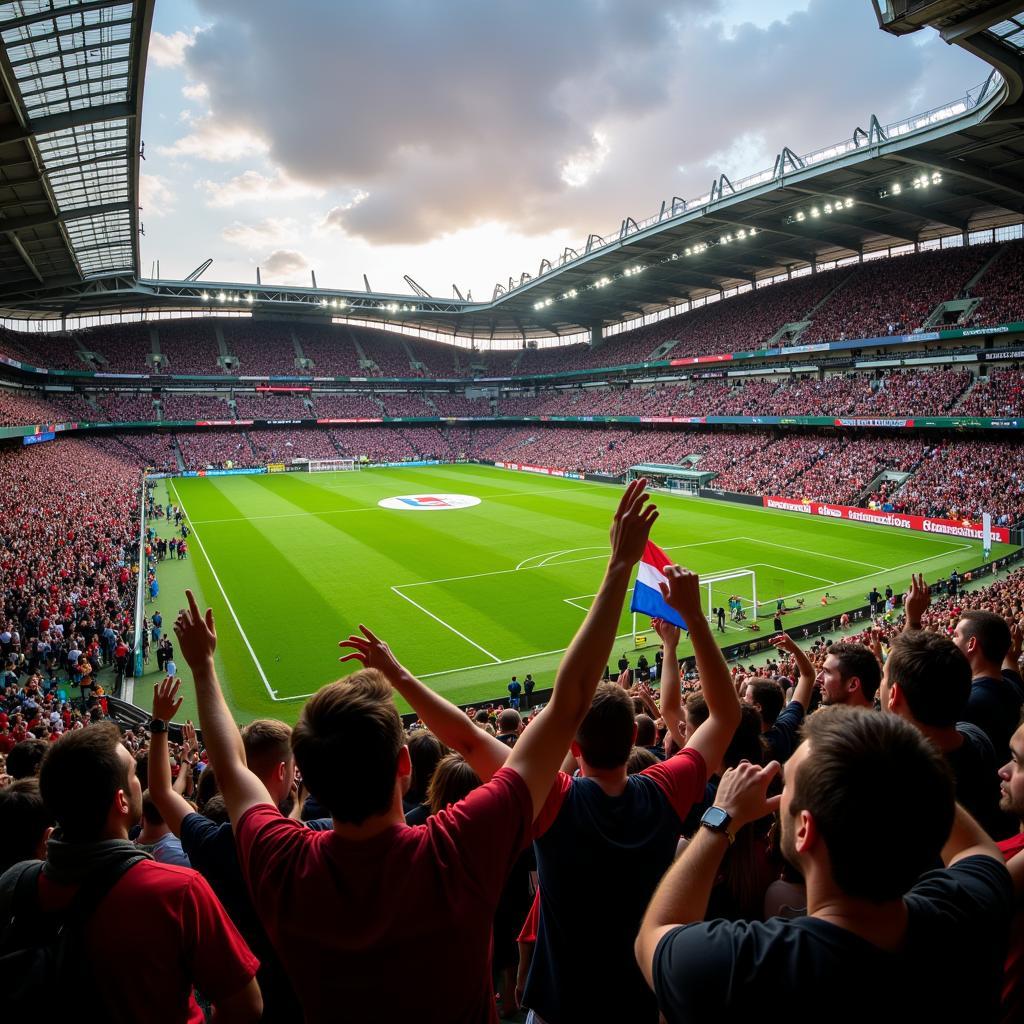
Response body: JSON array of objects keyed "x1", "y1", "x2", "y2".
[
  {"x1": 153, "y1": 675, "x2": 183, "y2": 722},
  {"x1": 608, "y1": 478, "x2": 659, "y2": 568},
  {"x1": 338, "y1": 624, "x2": 403, "y2": 682},
  {"x1": 174, "y1": 589, "x2": 217, "y2": 668}
]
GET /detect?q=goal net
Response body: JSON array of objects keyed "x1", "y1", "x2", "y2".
[
  {"x1": 701, "y1": 568, "x2": 758, "y2": 626},
  {"x1": 306, "y1": 458, "x2": 359, "y2": 473}
]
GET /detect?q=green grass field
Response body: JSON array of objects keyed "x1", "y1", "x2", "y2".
[{"x1": 138, "y1": 464, "x2": 1016, "y2": 723}]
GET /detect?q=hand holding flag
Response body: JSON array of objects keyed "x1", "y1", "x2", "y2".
[{"x1": 630, "y1": 544, "x2": 702, "y2": 631}]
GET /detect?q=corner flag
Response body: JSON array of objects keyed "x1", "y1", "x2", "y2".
[{"x1": 630, "y1": 540, "x2": 687, "y2": 630}]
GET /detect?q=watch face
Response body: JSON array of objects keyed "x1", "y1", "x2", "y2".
[{"x1": 702, "y1": 806, "x2": 730, "y2": 830}]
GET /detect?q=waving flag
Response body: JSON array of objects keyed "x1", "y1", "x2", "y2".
[{"x1": 630, "y1": 540, "x2": 688, "y2": 630}]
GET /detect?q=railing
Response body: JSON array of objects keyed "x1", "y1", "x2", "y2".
[{"x1": 127, "y1": 473, "x2": 149, "y2": 702}]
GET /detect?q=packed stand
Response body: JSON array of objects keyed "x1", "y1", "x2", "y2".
[
  {"x1": 231, "y1": 393, "x2": 311, "y2": 419},
  {"x1": 377, "y1": 393, "x2": 434, "y2": 417},
  {"x1": 174, "y1": 431, "x2": 256, "y2": 470},
  {"x1": 0, "y1": 389, "x2": 77, "y2": 428},
  {"x1": 221, "y1": 322, "x2": 300, "y2": 376},
  {"x1": 159, "y1": 393, "x2": 234, "y2": 421},
  {"x1": 356, "y1": 329, "x2": 416, "y2": 377},
  {"x1": 970, "y1": 240, "x2": 1024, "y2": 327},
  {"x1": 155, "y1": 321, "x2": 221, "y2": 375},
  {"x1": 246, "y1": 429, "x2": 339, "y2": 463},
  {"x1": 78, "y1": 323, "x2": 153, "y2": 372},
  {"x1": 956, "y1": 368, "x2": 1024, "y2": 417},
  {"x1": 295, "y1": 325, "x2": 362, "y2": 376},
  {"x1": 310, "y1": 393, "x2": 382, "y2": 418}
]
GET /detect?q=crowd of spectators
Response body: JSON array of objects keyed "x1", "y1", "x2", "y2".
[
  {"x1": 156, "y1": 321, "x2": 222, "y2": 375},
  {"x1": 971, "y1": 241, "x2": 1024, "y2": 327},
  {"x1": 221, "y1": 323, "x2": 300, "y2": 376},
  {"x1": 159, "y1": 393, "x2": 234, "y2": 421},
  {"x1": 296, "y1": 325, "x2": 364, "y2": 376},
  {"x1": 174, "y1": 431, "x2": 256, "y2": 470},
  {"x1": 957, "y1": 369, "x2": 1024, "y2": 418},
  {"x1": 311, "y1": 393, "x2": 383, "y2": 419},
  {"x1": 247, "y1": 429, "x2": 339, "y2": 463},
  {"x1": 376, "y1": 393, "x2": 434, "y2": 417},
  {"x1": 231, "y1": 393, "x2": 311, "y2": 420}
]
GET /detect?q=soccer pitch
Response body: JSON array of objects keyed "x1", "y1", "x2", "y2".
[{"x1": 143, "y1": 464, "x2": 1016, "y2": 723}]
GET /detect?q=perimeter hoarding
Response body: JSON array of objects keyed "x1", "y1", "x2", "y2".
[{"x1": 762, "y1": 496, "x2": 1011, "y2": 544}]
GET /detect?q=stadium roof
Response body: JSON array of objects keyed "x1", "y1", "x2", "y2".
[
  {"x1": 0, "y1": 1, "x2": 152, "y2": 291},
  {"x1": 0, "y1": 0, "x2": 1022, "y2": 343}
]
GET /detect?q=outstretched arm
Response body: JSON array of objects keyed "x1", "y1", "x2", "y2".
[
  {"x1": 1004, "y1": 622, "x2": 1023, "y2": 676},
  {"x1": 903, "y1": 572, "x2": 929, "y2": 632},
  {"x1": 147, "y1": 677, "x2": 197, "y2": 836},
  {"x1": 661, "y1": 568, "x2": 741, "y2": 770},
  {"x1": 769, "y1": 632, "x2": 815, "y2": 710},
  {"x1": 506, "y1": 480, "x2": 659, "y2": 816},
  {"x1": 339, "y1": 628, "x2": 510, "y2": 781},
  {"x1": 652, "y1": 618, "x2": 685, "y2": 749},
  {"x1": 636, "y1": 760, "x2": 781, "y2": 986},
  {"x1": 175, "y1": 591, "x2": 274, "y2": 823}
]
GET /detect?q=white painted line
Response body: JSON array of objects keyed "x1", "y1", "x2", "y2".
[
  {"x1": 390, "y1": 585, "x2": 502, "y2": 664},
  {"x1": 740, "y1": 536, "x2": 886, "y2": 570},
  {"x1": 741, "y1": 561, "x2": 838, "y2": 587},
  {"x1": 170, "y1": 481, "x2": 279, "y2": 701}
]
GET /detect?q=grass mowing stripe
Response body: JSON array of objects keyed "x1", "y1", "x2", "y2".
[
  {"x1": 170, "y1": 480, "x2": 279, "y2": 701},
  {"x1": 389, "y1": 585, "x2": 503, "y2": 664}
]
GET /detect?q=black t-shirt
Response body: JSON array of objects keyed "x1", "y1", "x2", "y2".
[
  {"x1": 653, "y1": 855, "x2": 1011, "y2": 1024},
  {"x1": 963, "y1": 670, "x2": 1024, "y2": 760},
  {"x1": 762, "y1": 700, "x2": 805, "y2": 764},
  {"x1": 947, "y1": 722, "x2": 1010, "y2": 839}
]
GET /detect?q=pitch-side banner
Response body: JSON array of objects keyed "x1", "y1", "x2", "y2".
[{"x1": 761, "y1": 496, "x2": 1010, "y2": 545}]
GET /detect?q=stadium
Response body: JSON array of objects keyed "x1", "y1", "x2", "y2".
[{"x1": 2, "y1": 2, "x2": 1024, "y2": 1021}]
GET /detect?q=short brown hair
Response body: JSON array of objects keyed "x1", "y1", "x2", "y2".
[
  {"x1": 575, "y1": 683, "x2": 635, "y2": 769},
  {"x1": 39, "y1": 723, "x2": 129, "y2": 842},
  {"x1": 426, "y1": 753, "x2": 481, "y2": 815},
  {"x1": 292, "y1": 670, "x2": 405, "y2": 824},
  {"x1": 790, "y1": 707, "x2": 953, "y2": 901},
  {"x1": 240, "y1": 718, "x2": 293, "y2": 780},
  {"x1": 958, "y1": 610, "x2": 1011, "y2": 664},
  {"x1": 887, "y1": 631, "x2": 971, "y2": 728},
  {"x1": 828, "y1": 643, "x2": 881, "y2": 703},
  {"x1": 0, "y1": 779, "x2": 55, "y2": 873}
]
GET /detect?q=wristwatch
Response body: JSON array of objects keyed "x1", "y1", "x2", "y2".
[
  {"x1": 148, "y1": 718, "x2": 167, "y2": 733},
  {"x1": 700, "y1": 805, "x2": 735, "y2": 844}
]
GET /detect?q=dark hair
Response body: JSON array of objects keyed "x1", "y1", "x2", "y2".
[
  {"x1": 141, "y1": 790, "x2": 164, "y2": 827},
  {"x1": 200, "y1": 793, "x2": 230, "y2": 825},
  {"x1": 575, "y1": 683, "x2": 636, "y2": 769},
  {"x1": 497, "y1": 708, "x2": 522, "y2": 734},
  {"x1": 0, "y1": 779, "x2": 55, "y2": 873},
  {"x1": 747, "y1": 680, "x2": 785, "y2": 726},
  {"x1": 627, "y1": 746, "x2": 660, "y2": 774},
  {"x1": 828, "y1": 642, "x2": 882, "y2": 703},
  {"x1": 406, "y1": 731, "x2": 446, "y2": 805},
  {"x1": 887, "y1": 631, "x2": 971, "y2": 728},
  {"x1": 7, "y1": 739, "x2": 48, "y2": 780},
  {"x1": 790, "y1": 707, "x2": 954, "y2": 901},
  {"x1": 195, "y1": 764, "x2": 218, "y2": 810},
  {"x1": 292, "y1": 670, "x2": 405, "y2": 825},
  {"x1": 240, "y1": 719, "x2": 293, "y2": 781},
  {"x1": 685, "y1": 692, "x2": 709, "y2": 730},
  {"x1": 38, "y1": 723, "x2": 130, "y2": 842},
  {"x1": 724, "y1": 706, "x2": 767, "y2": 768},
  {"x1": 958, "y1": 610, "x2": 1011, "y2": 664},
  {"x1": 634, "y1": 714, "x2": 657, "y2": 748},
  {"x1": 427, "y1": 753, "x2": 481, "y2": 815}
]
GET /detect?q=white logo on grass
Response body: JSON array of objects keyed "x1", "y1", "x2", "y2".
[{"x1": 378, "y1": 494, "x2": 481, "y2": 511}]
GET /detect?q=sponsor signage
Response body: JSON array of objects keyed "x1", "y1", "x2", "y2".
[
  {"x1": 378, "y1": 493, "x2": 482, "y2": 511},
  {"x1": 256, "y1": 385, "x2": 311, "y2": 392},
  {"x1": 834, "y1": 417, "x2": 912, "y2": 428},
  {"x1": 494, "y1": 462, "x2": 584, "y2": 480},
  {"x1": 315, "y1": 417, "x2": 384, "y2": 424},
  {"x1": 180, "y1": 467, "x2": 267, "y2": 478},
  {"x1": 22, "y1": 431, "x2": 55, "y2": 445},
  {"x1": 762, "y1": 495, "x2": 1010, "y2": 544},
  {"x1": 669, "y1": 352, "x2": 735, "y2": 366}
]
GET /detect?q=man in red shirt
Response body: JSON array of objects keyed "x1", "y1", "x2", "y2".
[
  {"x1": 175, "y1": 479, "x2": 660, "y2": 1024},
  {"x1": 3, "y1": 723, "x2": 262, "y2": 1023}
]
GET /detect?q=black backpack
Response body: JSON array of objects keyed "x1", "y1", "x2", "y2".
[{"x1": 0, "y1": 856, "x2": 145, "y2": 1013}]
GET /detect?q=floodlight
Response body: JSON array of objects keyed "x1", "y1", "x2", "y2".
[
  {"x1": 246, "y1": 293, "x2": 254, "y2": 303},
  {"x1": 339, "y1": 300, "x2": 347, "y2": 308},
  {"x1": 931, "y1": 172, "x2": 942, "y2": 184},
  {"x1": 892, "y1": 182, "x2": 902, "y2": 194},
  {"x1": 749, "y1": 227, "x2": 757, "y2": 235},
  {"x1": 844, "y1": 198, "x2": 854, "y2": 208},
  {"x1": 795, "y1": 211, "x2": 805, "y2": 221},
  {"x1": 737, "y1": 229, "x2": 746, "y2": 239},
  {"x1": 824, "y1": 203, "x2": 832, "y2": 214},
  {"x1": 545, "y1": 297, "x2": 553, "y2": 306},
  {"x1": 201, "y1": 292, "x2": 209, "y2": 301},
  {"x1": 810, "y1": 207, "x2": 820, "y2": 218},
  {"x1": 217, "y1": 292, "x2": 226, "y2": 301}
]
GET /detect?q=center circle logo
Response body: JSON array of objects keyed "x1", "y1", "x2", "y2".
[{"x1": 378, "y1": 493, "x2": 481, "y2": 511}]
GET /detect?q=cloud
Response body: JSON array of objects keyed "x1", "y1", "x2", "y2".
[
  {"x1": 149, "y1": 30, "x2": 196, "y2": 69},
  {"x1": 201, "y1": 169, "x2": 324, "y2": 207},
  {"x1": 158, "y1": 116, "x2": 268, "y2": 163},
  {"x1": 179, "y1": 0, "x2": 985, "y2": 249},
  {"x1": 182, "y1": 82, "x2": 209, "y2": 102},
  {"x1": 139, "y1": 174, "x2": 176, "y2": 218},
  {"x1": 261, "y1": 249, "x2": 310, "y2": 283},
  {"x1": 221, "y1": 218, "x2": 298, "y2": 250}
]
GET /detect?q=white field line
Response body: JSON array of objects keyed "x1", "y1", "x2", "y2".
[
  {"x1": 170, "y1": 481, "x2": 280, "y2": 701},
  {"x1": 390, "y1": 586, "x2": 502, "y2": 663},
  {"x1": 739, "y1": 536, "x2": 885, "y2": 570},
  {"x1": 740, "y1": 561, "x2": 838, "y2": 587}
]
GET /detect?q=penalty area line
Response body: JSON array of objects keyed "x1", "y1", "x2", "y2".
[
  {"x1": 169, "y1": 481, "x2": 280, "y2": 702},
  {"x1": 390, "y1": 585, "x2": 502, "y2": 665}
]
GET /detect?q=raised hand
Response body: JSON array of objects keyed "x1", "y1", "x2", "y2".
[
  {"x1": 769, "y1": 632, "x2": 800, "y2": 657},
  {"x1": 652, "y1": 616, "x2": 680, "y2": 648},
  {"x1": 712, "y1": 760, "x2": 782, "y2": 830},
  {"x1": 153, "y1": 676, "x2": 183, "y2": 722},
  {"x1": 608, "y1": 479, "x2": 659, "y2": 567},
  {"x1": 339, "y1": 624, "x2": 403, "y2": 681},
  {"x1": 173, "y1": 589, "x2": 217, "y2": 668},
  {"x1": 904, "y1": 572, "x2": 930, "y2": 629},
  {"x1": 658, "y1": 565, "x2": 701, "y2": 619},
  {"x1": 182, "y1": 719, "x2": 199, "y2": 762}
]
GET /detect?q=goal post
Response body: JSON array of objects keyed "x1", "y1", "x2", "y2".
[
  {"x1": 306, "y1": 458, "x2": 359, "y2": 473},
  {"x1": 702, "y1": 568, "x2": 758, "y2": 624}
]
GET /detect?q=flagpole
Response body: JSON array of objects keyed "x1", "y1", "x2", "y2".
[{"x1": 632, "y1": 611, "x2": 637, "y2": 643}]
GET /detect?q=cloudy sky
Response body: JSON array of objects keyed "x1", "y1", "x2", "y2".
[{"x1": 139, "y1": 0, "x2": 987, "y2": 298}]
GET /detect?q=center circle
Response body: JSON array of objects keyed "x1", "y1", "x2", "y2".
[{"x1": 377, "y1": 493, "x2": 482, "y2": 511}]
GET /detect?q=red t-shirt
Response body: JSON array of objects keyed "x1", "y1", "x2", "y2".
[
  {"x1": 39, "y1": 860, "x2": 258, "y2": 1023},
  {"x1": 999, "y1": 832, "x2": 1024, "y2": 1024},
  {"x1": 235, "y1": 765, "x2": 533, "y2": 1023}
]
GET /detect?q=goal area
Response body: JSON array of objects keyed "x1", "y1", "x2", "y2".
[
  {"x1": 701, "y1": 568, "x2": 759, "y2": 624},
  {"x1": 306, "y1": 458, "x2": 359, "y2": 473}
]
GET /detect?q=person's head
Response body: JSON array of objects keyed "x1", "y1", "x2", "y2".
[
  {"x1": 781, "y1": 707, "x2": 954, "y2": 901},
  {"x1": 497, "y1": 708, "x2": 523, "y2": 736},
  {"x1": 240, "y1": 719, "x2": 295, "y2": 804},
  {"x1": 572, "y1": 683, "x2": 637, "y2": 770},
  {"x1": 684, "y1": 691, "x2": 709, "y2": 744},
  {"x1": 0, "y1": 779, "x2": 55, "y2": 872},
  {"x1": 7, "y1": 739, "x2": 48, "y2": 780},
  {"x1": 634, "y1": 714, "x2": 657, "y2": 748},
  {"x1": 200, "y1": 793, "x2": 230, "y2": 825},
  {"x1": 881, "y1": 631, "x2": 972, "y2": 729},
  {"x1": 627, "y1": 746, "x2": 660, "y2": 774},
  {"x1": 953, "y1": 610, "x2": 1011, "y2": 673},
  {"x1": 38, "y1": 723, "x2": 142, "y2": 843},
  {"x1": 474, "y1": 709, "x2": 490, "y2": 726},
  {"x1": 819, "y1": 643, "x2": 880, "y2": 707},
  {"x1": 195, "y1": 764, "x2": 218, "y2": 810},
  {"x1": 426, "y1": 753, "x2": 481, "y2": 815},
  {"x1": 743, "y1": 679, "x2": 785, "y2": 727},
  {"x1": 999, "y1": 718, "x2": 1024, "y2": 821},
  {"x1": 140, "y1": 790, "x2": 166, "y2": 829},
  {"x1": 292, "y1": 669, "x2": 408, "y2": 825},
  {"x1": 406, "y1": 730, "x2": 446, "y2": 805}
]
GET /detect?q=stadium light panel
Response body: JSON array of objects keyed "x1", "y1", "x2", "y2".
[
  {"x1": 795, "y1": 211, "x2": 805, "y2": 221},
  {"x1": 892, "y1": 182, "x2": 902, "y2": 194},
  {"x1": 844, "y1": 198, "x2": 854, "y2": 208},
  {"x1": 810, "y1": 207, "x2": 820, "y2": 218},
  {"x1": 246, "y1": 293, "x2": 254, "y2": 303},
  {"x1": 217, "y1": 292, "x2": 226, "y2": 302},
  {"x1": 201, "y1": 292, "x2": 209, "y2": 301}
]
